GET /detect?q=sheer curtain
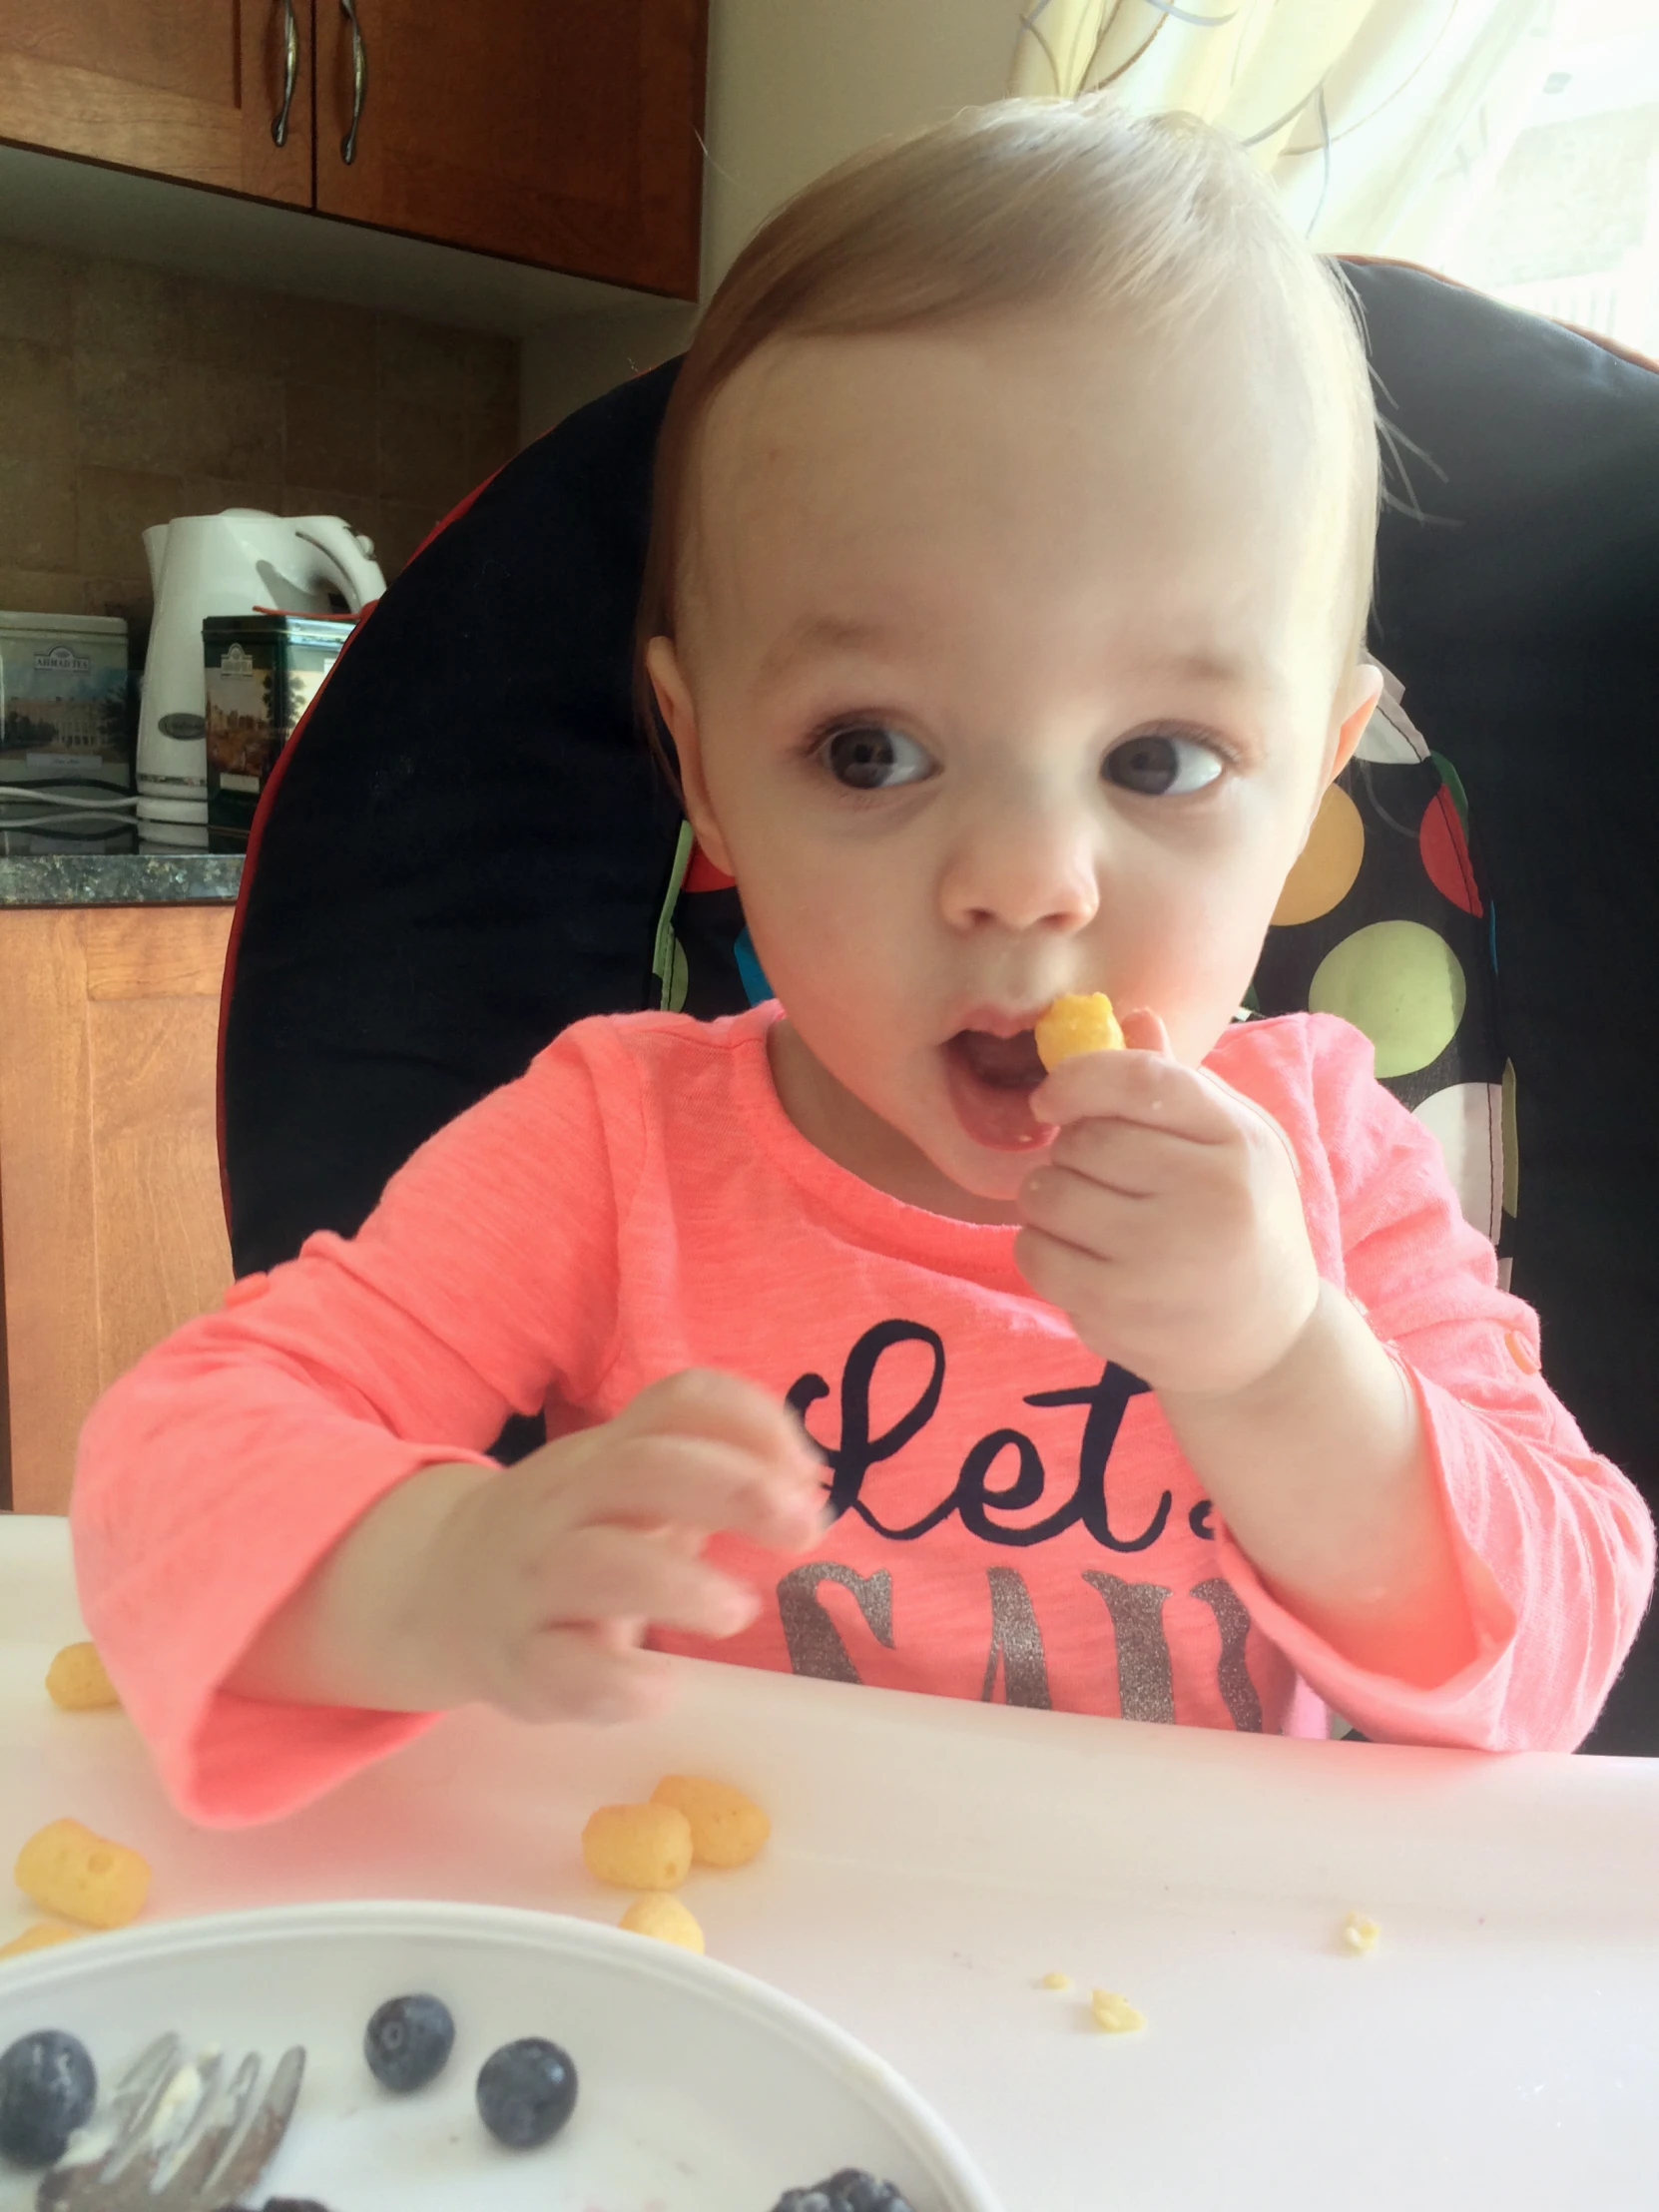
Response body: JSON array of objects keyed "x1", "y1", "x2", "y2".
[{"x1": 1008, "y1": 0, "x2": 1561, "y2": 260}]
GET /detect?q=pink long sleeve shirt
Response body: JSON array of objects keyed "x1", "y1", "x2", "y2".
[{"x1": 73, "y1": 1005, "x2": 1654, "y2": 1825}]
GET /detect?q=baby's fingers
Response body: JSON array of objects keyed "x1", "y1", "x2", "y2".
[
  {"x1": 619, "y1": 1368, "x2": 820, "y2": 1478},
  {"x1": 1117, "y1": 1007, "x2": 1173, "y2": 1055},
  {"x1": 500, "y1": 1626, "x2": 678, "y2": 1728},
  {"x1": 539, "y1": 1522, "x2": 761, "y2": 1642},
  {"x1": 1013, "y1": 1220, "x2": 1125, "y2": 1327},
  {"x1": 1033, "y1": 1044, "x2": 1231, "y2": 1143},
  {"x1": 574, "y1": 1432, "x2": 826, "y2": 1549}
]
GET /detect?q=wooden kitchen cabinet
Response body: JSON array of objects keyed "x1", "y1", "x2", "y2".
[
  {"x1": 0, "y1": 902, "x2": 234, "y2": 1515},
  {"x1": 0, "y1": 0, "x2": 705, "y2": 297},
  {"x1": 315, "y1": 0, "x2": 706, "y2": 296},
  {"x1": 0, "y1": 1, "x2": 310, "y2": 207}
]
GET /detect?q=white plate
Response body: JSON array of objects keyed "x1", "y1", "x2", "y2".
[{"x1": 0, "y1": 1900, "x2": 1004, "y2": 2211}]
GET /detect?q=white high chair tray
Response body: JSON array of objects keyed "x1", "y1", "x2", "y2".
[{"x1": 5, "y1": 1512, "x2": 1659, "y2": 2211}]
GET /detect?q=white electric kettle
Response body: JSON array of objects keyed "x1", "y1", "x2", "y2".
[{"x1": 136, "y1": 509, "x2": 385, "y2": 837}]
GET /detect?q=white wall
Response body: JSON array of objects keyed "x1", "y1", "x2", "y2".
[{"x1": 520, "y1": 0, "x2": 1019, "y2": 440}]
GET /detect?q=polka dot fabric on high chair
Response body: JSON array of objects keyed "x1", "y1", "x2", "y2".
[{"x1": 1248, "y1": 669, "x2": 1516, "y2": 1286}]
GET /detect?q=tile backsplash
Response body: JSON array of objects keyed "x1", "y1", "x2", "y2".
[{"x1": 0, "y1": 237, "x2": 521, "y2": 638}]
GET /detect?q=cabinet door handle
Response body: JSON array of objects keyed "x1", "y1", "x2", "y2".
[
  {"x1": 272, "y1": 0, "x2": 299, "y2": 148},
  {"x1": 339, "y1": 0, "x2": 368, "y2": 165}
]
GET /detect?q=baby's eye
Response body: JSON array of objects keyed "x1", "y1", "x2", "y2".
[
  {"x1": 1102, "y1": 731, "x2": 1226, "y2": 797},
  {"x1": 819, "y1": 723, "x2": 934, "y2": 791}
]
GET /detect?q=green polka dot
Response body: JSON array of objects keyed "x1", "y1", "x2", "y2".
[{"x1": 1309, "y1": 921, "x2": 1466, "y2": 1077}]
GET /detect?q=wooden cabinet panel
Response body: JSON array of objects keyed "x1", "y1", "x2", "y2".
[
  {"x1": 315, "y1": 0, "x2": 705, "y2": 295},
  {"x1": 0, "y1": 904, "x2": 233, "y2": 1515},
  {"x1": 1, "y1": 0, "x2": 706, "y2": 294},
  {"x1": 0, "y1": 1, "x2": 311, "y2": 207}
]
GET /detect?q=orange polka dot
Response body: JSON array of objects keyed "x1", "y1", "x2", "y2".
[
  {"x1": 1273, "y1": 785, "x2": 1365, "y2": 926},
  {"x1": 1504, "y1": 1330, "x2": 1540, "y2": 1375}
]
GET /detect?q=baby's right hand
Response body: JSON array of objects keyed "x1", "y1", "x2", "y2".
[
  {"x1": 228, "y1": 1371, "x2": 825, "y2": 1721},
  {"x1": 396, "y1": 1370, "x2": 826, "y2": 1724}
]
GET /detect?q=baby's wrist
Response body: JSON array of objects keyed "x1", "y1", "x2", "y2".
[
  {"x1": 1159, "y1": 1277, "x2": 1333, "y2": 1419},
  {"x1": 367, "y1": 1460, "x2": 500, "y2": 1709},
  {"x1": 230, "y1": 1459, "x2": 494, "y2": 1713}
]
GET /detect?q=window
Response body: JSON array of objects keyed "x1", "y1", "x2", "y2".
[{"x1": 1438, "y1": 0, "x2": 1659, "y2": 357}]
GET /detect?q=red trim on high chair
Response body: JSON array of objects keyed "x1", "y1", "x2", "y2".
[
  {"x1": 682, "y1": 843, "x2": 736, "y2": 892},
  {"x1": 213, "y1": 463, "x2": 511, "y2": 1238}
]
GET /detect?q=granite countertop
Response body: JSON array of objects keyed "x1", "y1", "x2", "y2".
[{"x1": 0, "y1": 816, "x2": 245, "y2": 906}]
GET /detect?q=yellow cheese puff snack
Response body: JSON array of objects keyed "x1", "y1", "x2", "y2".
[
  {"x1": 1089, "y1": 1987, "x2": 1147, "y2": 2034},
  {"x1": 1034, "y1": 992, "x2": 1125, "y2": 1070},
  {"x1": 14, "y1": 1818, "x2": 150, "y2": 1930},
  {"x1": 581, "y1": 1803, "x2": 694, "y2": 1891},
  {"x1": 1342, "y1": 1911, "x2": 1382, "y2": 1954},
  {"x1": 649, "y1": 1775, "x2": 771, "y2": 1869},
  {"x1": 0, "y1": 1924, "x2": 83, "y2": 1960},
  {"x1": 619, "y1": 1894, "x2": 706, "y2": 1952},
  {"x1": 45, "y1": 1641, "x2": 121, "y2": 1711}
]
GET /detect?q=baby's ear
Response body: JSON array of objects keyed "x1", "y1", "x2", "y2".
[
  {"x1": 644, "y1": 633, "x2": 693, "y2": 750},
  {"x1": 1330, "y1": 659, "x2": 1384, "y2": 781},
  {"x1": 644, "y1": 637, "x2": 734, "y2": 877}
]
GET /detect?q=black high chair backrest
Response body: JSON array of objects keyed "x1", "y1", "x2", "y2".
[{"x1": 220, "y1": 260, "x2": 1659, "y2": 1750}]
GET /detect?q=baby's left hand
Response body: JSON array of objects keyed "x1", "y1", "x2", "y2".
[{"x1": 1014, "y1": 1010, "x2": 1320, "y2": 1399}]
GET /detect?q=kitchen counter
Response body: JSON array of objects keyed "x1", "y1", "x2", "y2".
[{"x1": 0, "y1": 819, "x2": 244, "y2": 906}]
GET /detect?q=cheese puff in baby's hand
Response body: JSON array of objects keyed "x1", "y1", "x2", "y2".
[{"x1": 1034, "y1": 992, "x2": 1125, "y2": 1069}]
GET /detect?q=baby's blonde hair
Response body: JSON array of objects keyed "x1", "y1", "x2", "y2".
[{"x1": 638, "y1": 94, "x2": 1379, "y2": 704}]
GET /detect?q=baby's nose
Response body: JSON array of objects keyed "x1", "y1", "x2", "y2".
[{"x1": 938, "y1": 800, "x2": 1100, "y2": 934}]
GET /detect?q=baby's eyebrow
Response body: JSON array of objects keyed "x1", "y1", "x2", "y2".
[
  {"x1": 757, "y1": 621, "x2": 1280, "y2": 684},
  {"x1": 753, "y1": 612, "x2": 896, "y2": 687},
  {"x1": 1154, "y1": 644, "x2": 1276, "y2": 689}
]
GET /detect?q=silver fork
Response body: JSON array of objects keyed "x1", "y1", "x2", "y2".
[{"x1": 36, "y1": 2032, "x2": 305, "y2": 2212}]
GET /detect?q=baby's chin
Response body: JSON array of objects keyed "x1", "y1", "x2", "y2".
[
  {"x1": 901, "y1": 1100, "x2": 1053, "y2": 1210},
  {"x1": 772, "y1": 1015, "x2": 1051, "y2": 1214},
  {"x1": 933, "y1": 1144, "x2": 1045, "y2": 1208}
]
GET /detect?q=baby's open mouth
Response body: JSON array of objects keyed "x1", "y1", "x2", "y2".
[
  {"x1": 951, "y1": 1028, "x2": 1045, "y2": 1088},
  {"x1": 942, "y1": 1028, "x2": 1050, "y2": 1150}
]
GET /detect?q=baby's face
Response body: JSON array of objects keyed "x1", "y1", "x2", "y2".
[{"x1": 648, "y1": 312, "x2": 1379, "y2": 1221}]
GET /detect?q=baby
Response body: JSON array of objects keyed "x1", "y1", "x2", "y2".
[{"x1": 75, "y1": 98, "x2": 1651, "y2": 1824}]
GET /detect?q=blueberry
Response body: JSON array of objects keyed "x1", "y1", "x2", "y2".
[
  {"x1": 825, "y1": 2171, "x2": 915, "y2": 2212},
  {"x1": 0, "y1": 2029, "x2": 98, "y2": 2168},
  {"x1": 214, "y1": 2197, "x2": 335, "y2": 2210},
  {"x1": 363, "y1": 1993, "x2": 454, "y2": 2093},
  {"x1": 769, "y1": 2175, "x2": 915, "y2": 2212},
  {"x1": 475, "y1": 2036, "x2": 578, "y2": 2149}
]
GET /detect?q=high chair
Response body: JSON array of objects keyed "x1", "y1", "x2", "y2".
[{"x1": 217, "y1": 259, "x2": 1659, "y2": 1751}]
